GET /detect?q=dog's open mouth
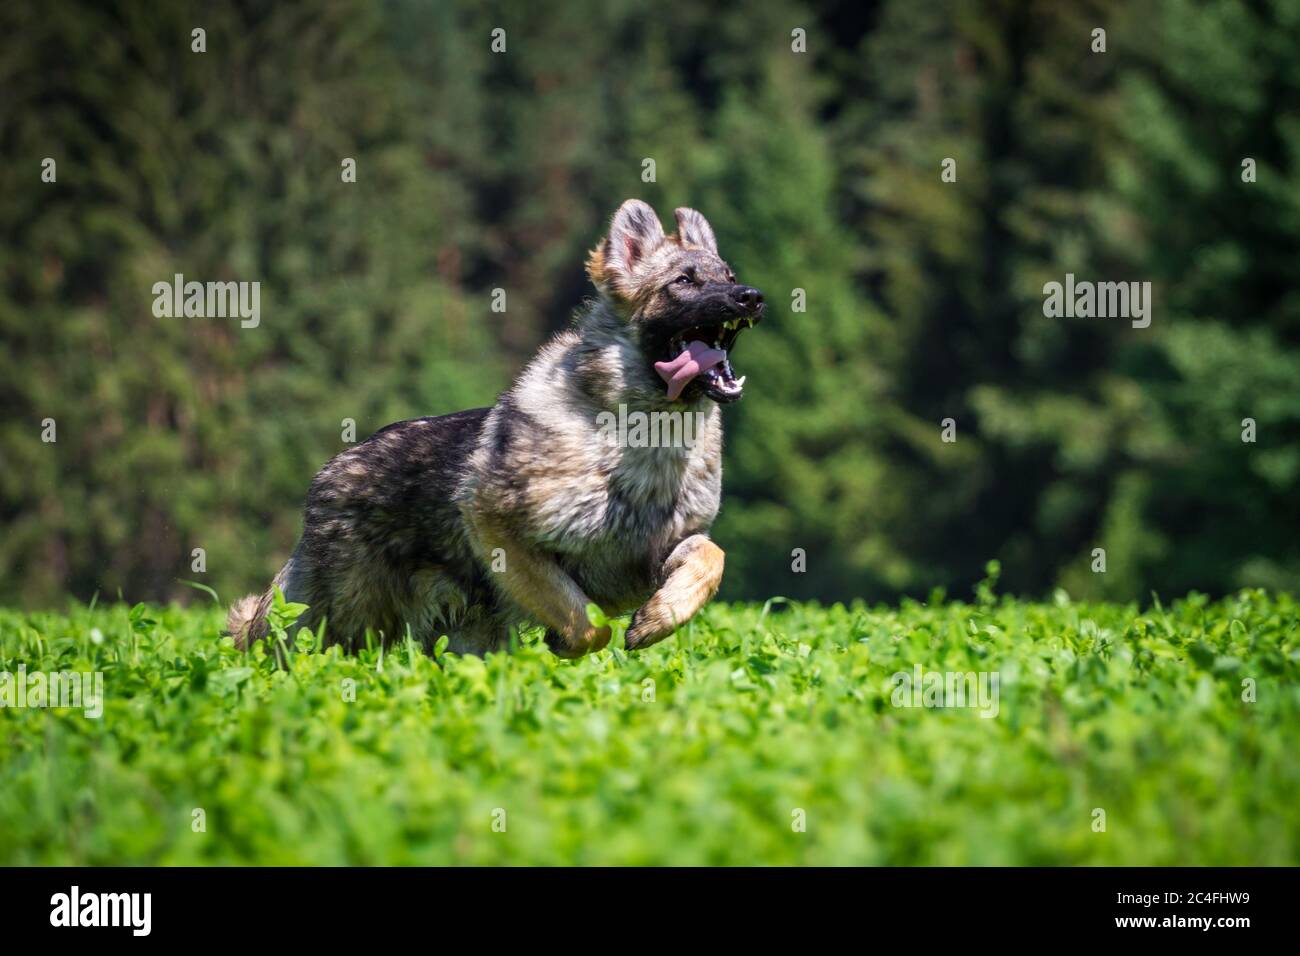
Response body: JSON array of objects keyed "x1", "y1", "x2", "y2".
[{"x1": 654, "y1": 316, "x2": 757, "y2": 403}]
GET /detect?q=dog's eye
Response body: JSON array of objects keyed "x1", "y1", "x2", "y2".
[
  {"x1": 726, "y1": 273, "x2": 736, "y2": 282},
  {"x1": 674, "y1": 274, "x2": 693, "y2": 285}
]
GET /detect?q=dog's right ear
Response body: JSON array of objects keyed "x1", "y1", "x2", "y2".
[{"x1": 587, "y1": 199, "x2": 665, "y2": 298}]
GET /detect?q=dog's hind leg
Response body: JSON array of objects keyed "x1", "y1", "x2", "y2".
[
  {"x1": 624, "y1": 535, "x2": 725, "y2": 651},
  {"x1": 442, "y1": 614, "x2": 513, "y2": 657},
  {"x1": 405, "y1": 570, "x2": 512, "y2": 657}
]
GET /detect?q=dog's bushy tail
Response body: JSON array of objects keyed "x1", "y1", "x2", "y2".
[
  {"x1": 225, "y1": 593, "x2": 264, "y2": 650},
  {"x1": 225, "y1": 558, "x2": 298, "y2": 650}
]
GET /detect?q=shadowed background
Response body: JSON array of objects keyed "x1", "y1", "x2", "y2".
[{"x1": 1, "y1": 0, "x2": 1297, "y2": 608}]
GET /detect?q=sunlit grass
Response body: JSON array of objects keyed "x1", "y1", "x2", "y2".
[{"x1": 1, "y1": 588, "x2": 1297, "y2": 864}]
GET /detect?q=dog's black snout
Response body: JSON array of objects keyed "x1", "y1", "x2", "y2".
[{"x1": 732, "y1": 286, "x2": 764, "y2": 313}]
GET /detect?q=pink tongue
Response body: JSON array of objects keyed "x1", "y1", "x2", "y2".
[{"x1": 654, "y1": 340, "x2": 726, "y2": 401}]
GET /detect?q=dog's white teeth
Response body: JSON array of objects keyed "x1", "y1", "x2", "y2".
[{"x1": 735, "y1": 375, "x2": 746, "y2": 388}]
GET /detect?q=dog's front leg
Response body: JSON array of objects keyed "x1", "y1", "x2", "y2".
[
  {"x1": 625, "y1": 535, "x2": 725, "y2": 651},
  {"x1": 466, "y1": 513, "x2": 611, "y2": 658}
]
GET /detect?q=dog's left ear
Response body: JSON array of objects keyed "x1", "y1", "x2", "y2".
[{"x1": 674, "y1": 207, "x2": 717, "y2": 254}]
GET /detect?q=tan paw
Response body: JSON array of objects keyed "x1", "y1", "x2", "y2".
[{"x1": 624, "y1": 605, "x2": 680, "y2": 651}]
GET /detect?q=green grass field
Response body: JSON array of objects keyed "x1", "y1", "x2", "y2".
[{"x1": 1, "y1": 584, "x2": 1297, "y2": 865}]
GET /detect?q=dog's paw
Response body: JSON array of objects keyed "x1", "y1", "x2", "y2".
[
  {"x1": 544, "y1": 624, "x2": 611, "y2": 658},
  {"x1": 624, "y1": 606, "x2": 676, "y2": 651}
]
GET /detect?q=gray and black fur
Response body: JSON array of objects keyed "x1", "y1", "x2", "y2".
[{"x1": 228, "y1": 200, "x2": 763, "y2": 657}]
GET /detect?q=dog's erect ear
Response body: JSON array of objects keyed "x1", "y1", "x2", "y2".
[
  {"x1": 588, "y1": 199, "x2": 665, "y2": 296},
  {"x1": 674, "y1": 207, "x2": 717, "y2": 254}
]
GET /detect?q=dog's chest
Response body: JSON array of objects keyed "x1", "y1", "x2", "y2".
[
  {"x1": 478, "y1": 338, "x2": 725, "y2": 603},
  {"x1": 535, "y1": 423, "x2": 721, "y2": 551},
  {"x1": 557, "y1": 442, "x2": 720, "y2": 608}
]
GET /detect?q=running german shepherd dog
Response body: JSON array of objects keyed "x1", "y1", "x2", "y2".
[{"x1": 228, "y1": 200, "x2": 763, "y2": 657}]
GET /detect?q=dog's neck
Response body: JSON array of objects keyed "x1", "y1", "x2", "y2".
[{"x1": 569, "y1": 298, "x2": 708, "y2": 415}]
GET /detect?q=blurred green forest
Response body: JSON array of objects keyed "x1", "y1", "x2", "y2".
[{"x1": 1, "y1": 0, "x2": 1297, "y2": 608}]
